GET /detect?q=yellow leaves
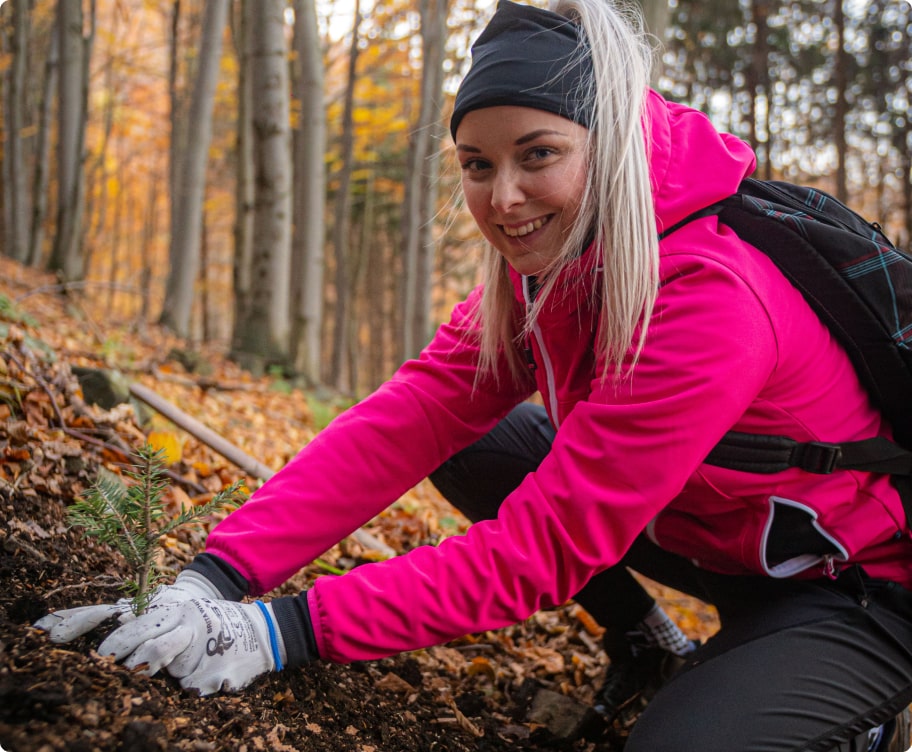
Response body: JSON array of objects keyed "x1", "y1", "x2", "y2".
[
  {"x1": 146, "y1": 430, "x2": 183, "y2": 465},
  {"x1": 466, "y1": 656, "x2": 497, "y2": 682}
]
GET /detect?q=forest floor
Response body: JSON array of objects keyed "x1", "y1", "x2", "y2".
[{"x1": 0, "y1": 255, "x2": 720, "y2": 752}]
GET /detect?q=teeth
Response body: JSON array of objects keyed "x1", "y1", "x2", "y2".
[{"x1": 504, "y1": 217, "x2": 548, "y2": 237}]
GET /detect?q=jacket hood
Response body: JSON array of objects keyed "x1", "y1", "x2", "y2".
[
  {"x1": 646, "y1": 89, "x2": 757, "y2": 233},
  {"x1": 507, "y1": 91, "x2": 757, "y2": 299}
]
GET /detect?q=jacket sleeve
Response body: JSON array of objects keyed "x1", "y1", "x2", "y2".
[
  {"x1": 305, "y1": 240, "x2": 781, "y2": 663},
  {"x1": 202, "y1": 287, "x2": 533, "y2": 596}
]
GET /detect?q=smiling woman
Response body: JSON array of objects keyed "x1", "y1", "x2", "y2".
[{"x1": 34, "y1": 1, "x2": 912, "y2": 750}]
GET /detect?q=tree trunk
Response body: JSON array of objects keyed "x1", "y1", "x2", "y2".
[
  {"x1": 638, "y1": 0, "x2": 668, "y2": 84},
  {"x1": 167, "y1": 0, "x2": 182, "y2": 269},
  {"x1": 49, "y1": 0, "x2": 92, "y2": 282},
  {"x1": 3, "y1": 0, "x2": 30, "y2": 263},
  {"x1": 743, "y1": 0, "x2": 772, "y2": 180},
  {"x1": 329, "y1": 1, "x2": 361, "y2": 391},
  {"x1": 231, "y1": 0, "x2": 254, "y2": 350},
  {"x1": 28, "y1": 23, "x2": 58, "y2": 267},
  {"x1": 832, "y1": 0, "x2": 848, "y2": 202},
  {"x1": 401, "y1": 0, "x2": 447, "y2": 361},
  {"x1": 160, "y1": 0, "x2": 229, "y2": 338},
  {"x1": 289, "y1": 0, "x2": 326, "y2": 385},
  {"x1": 231, "y1": 0, "x2": 293, "y2": 370}
]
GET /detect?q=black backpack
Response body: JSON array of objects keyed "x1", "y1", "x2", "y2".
[{"x1": 660, "y1": 178, "x2": 912, "y2": 529}]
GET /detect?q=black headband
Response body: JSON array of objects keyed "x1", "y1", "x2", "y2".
[{"x1": 450, "y1": 0, "x2": 593, "y2": 140}]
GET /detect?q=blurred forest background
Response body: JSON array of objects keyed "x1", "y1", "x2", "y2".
[{"x1": 0, "y1": 0, "x2": 910, "y2": 397}]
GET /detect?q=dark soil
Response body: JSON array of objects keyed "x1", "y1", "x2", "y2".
[{"x1": 0, "y1": 464, "x2": 613, "y2": 752}]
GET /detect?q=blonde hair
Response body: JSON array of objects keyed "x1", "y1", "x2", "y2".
[{"x1": 471, "y1": 0, "x2": 659, "y2": 386}]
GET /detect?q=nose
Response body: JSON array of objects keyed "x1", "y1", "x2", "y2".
[{"x1": 490, "y1": 168, "x2": 526, "y2": 214}]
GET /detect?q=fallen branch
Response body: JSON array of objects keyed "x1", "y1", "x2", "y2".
[
  {"x1": 128, "y1": 381, "x2": 396, "y2": 558},
  {"x1": 129, "y1": 381, "x2": 277, "y2": 481}
]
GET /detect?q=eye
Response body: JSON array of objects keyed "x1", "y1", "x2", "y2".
[
  {"x1": 528, "y1": 146, "x2": 557, "y2": 159},
  {"x1": 460, "y1": 157, "x2": 491, "y2": 174},
  {"x1": 524, "y1": 145, "x2": 558, "y2": 163}
]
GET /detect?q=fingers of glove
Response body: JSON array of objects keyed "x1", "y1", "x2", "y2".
[
  {"x1": 178, "y1": 665, "x2": 257, "y2": 697},
  {"x1": 98, "y1": 605, "x2": 184, "y2": 661},
  {"x1": 122, "y1": 625, "x2": 195, "y2": 676},
  {"x1": 33, "y1": 604, "x2": 127, "y2": 642}
]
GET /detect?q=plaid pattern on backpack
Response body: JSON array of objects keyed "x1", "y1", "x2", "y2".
[{"x1": 660, "y1": 178, "x2": 912, "y2": 528}]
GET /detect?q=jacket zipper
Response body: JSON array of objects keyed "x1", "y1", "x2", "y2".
[{"x1": 522, "y1": 276, "x2": 561, "y2": 429}]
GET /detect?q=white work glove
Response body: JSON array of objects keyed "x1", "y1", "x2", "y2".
[
  {"x1": 33, "y1": 570, "x2": 224, "y2": 643},
  {"x1": 98, "y1": 597, "x2": 285, "y2": 696}
]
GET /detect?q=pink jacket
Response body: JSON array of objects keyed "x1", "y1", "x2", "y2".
[{"x1": 206, "y1": 91, "x2": 912, "y2": 663}]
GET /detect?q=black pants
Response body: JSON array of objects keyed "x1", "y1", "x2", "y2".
[{"x1": 429, "y1": 403, "x2": 912, "y2": 751}]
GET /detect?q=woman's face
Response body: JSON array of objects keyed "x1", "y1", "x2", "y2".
[{"x1": 456, "y1": 106, "x2": 590, "y2": 276}]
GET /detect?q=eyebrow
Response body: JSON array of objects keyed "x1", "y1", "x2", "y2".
[{"x1": 456, "y1": 128, "x2": 570, "y2": 153}]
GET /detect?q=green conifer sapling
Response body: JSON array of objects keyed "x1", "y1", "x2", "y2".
[{"x1": 68, "y1": 444, "x2": 247, "y2": 614}]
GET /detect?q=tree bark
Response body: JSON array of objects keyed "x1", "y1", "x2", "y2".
[
  {"x1": 49, "y1": 0, "x2": 93, "y2": 282},
  {"x1": 290, "y1": 0, "x2": 326, "y2": 385},
  {"x1": 231, "y1": 0, "x2": 293, "y2": 369},
  {"x1": 401, "y1": 0, "x2": 448, "y2": 361},
  {"x1": 832, "y1": 0, "x2": 848, "y2": 202},
  {"x1": 638, "y1": 0, "x2": 669, "y2": 84},
  {"x1": 329, "y1": 0, "x2": 361, "y2": 391},
  {"x1": 3, "y1": 0, "x2": 30, "y2": 263},
  {"x1": 160, "y1": 0, "x2": 229, "y2": 338},
  {"x1": 231, "y1": 0, "x2": 254, "y2": 350},
  {"x1": 28, "y1": 22, "x2": 58, "y2": 267}
]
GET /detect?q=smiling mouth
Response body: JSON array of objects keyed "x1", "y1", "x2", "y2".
[{"x1": 502, "y1": 215, "x2": 551, "y2": 238}]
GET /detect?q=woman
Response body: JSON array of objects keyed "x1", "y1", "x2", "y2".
[{"x1": 38, "y1": 1, "x2": 912, "y2": 749}]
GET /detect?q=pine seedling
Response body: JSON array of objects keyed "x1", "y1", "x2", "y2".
[{"x1": 68, "y1": 444, "x2": 247, "y2": 614}]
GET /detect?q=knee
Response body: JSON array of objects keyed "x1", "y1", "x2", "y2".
[{"x1": 624, "y1": 705, "x2": 734, "y2": 752}]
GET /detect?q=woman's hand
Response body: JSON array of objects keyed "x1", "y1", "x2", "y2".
[
  {"x1": 98, "y1": 597, "x2": 285, "y2": 696},
  {"x1": 33, "y1": 570, "x2": 225, "y2": 642}
]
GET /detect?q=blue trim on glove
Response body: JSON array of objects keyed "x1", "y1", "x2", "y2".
[{"x1": 254, "y1": 600, "x2": 284, "y2": 671}]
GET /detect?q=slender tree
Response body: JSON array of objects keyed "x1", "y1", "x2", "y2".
[
  {"x1": 290, "y1": 0, "x2": 326, "y2": 385},
  {"x1": 3, "y1": 0, "x2": 30, "y2": 263},
  {"x1": 231, "y1": 0, "x2": 255, "y2": 350},
  {"x1": 638, "y1": 0, "x2": 669, "y2": 84},
  {"x1": 401, "y1": 0, "x2": 448, "y2": 360},
  {"x1": 329, "y1": 0, "x2": 361, "y2": 390},
  {"x1": 28, "y1": 20, "x2": 57, "y2": 267},
  {"x1": 832, "y1": 0, "x2": 849, "y2": 201},
  {"x1": 231, "y1": 0, "x2": 293, "y2": 369},
  {"x1": 159, "y1": 0, "x2": 229, "y2": 338},
  {"x1": 48, "y1": 0, "x2": 94, "y2": 282},
  {"x1": 745, "y1": 0, "x2": 773, "y2": 179}
]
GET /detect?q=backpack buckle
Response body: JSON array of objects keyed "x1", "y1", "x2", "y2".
[{"x1": 791, "y1": 441, "x2": 842, "y2": 474}]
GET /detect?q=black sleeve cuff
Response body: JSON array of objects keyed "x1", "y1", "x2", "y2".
[
  {"x1": 271, "y1": 593, "x2": 321, "y2": 667},
  {"x1": 185, "y1": 553, "x2": 250, "y2": 601}
]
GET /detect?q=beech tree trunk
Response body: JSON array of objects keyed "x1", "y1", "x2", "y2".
[
  {"x1": 231, "y1": 0, "x2": 255, "y2": 349},
  {"x1": 28, "y1": 23, "x2": 57, "y2": 267},
  {"x1": 3, "y1": 0, "x2": 30, "y2": 263},
  {"x1": 329, "y1": 0, "x2": 361, "y2": 391},
  {"x1": 401, "y1": 0, "x2": 448, "y2": 361},
  {"x1": 231, "y1": 0, "x2": 293, "y2": 369},
  {"x1": 290, "y1": 0, "x2": 326, "y2": 385},
  {"x1": 160, "y1": 0, "x2": 229, "y2": 338},
  {"x1": 49, "y1": 0, "x2": 94, "y2": 282}
]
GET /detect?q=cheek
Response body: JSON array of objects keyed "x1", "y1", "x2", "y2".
[
  {"x1": 461, "y1": 182, "x2": 490, "y2": 224},
  {"x1": 556, "y1": 166, "x2": 587, "y2": 218}
]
